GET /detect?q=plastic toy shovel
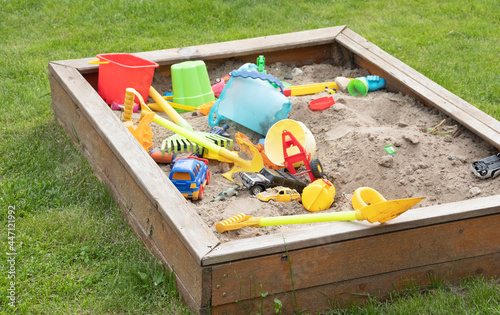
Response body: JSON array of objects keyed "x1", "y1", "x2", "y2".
[
  {"x1": 216, "y1": 187, "x2": 424, "y2": 233},
  {"x1": 128, "y1": 93, "x2": 263, "y2": 181}
]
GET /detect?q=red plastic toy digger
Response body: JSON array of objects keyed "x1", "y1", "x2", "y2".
[{"x1": 282, "y1": 130, "x2": 323, "y2": 182}]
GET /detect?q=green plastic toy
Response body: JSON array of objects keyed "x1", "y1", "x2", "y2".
[
  {"x1": 256, "y1": 55, "x2": 266, "y2": 73},
  {"x1": 171, "y1": 60, "x2": 215, "y2": 112}
]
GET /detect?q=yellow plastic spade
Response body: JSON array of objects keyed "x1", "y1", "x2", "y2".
[
  {"x1": 215, "y1": 187, "x2": 424, "y2": 233},
  {"x1": 148, "y1": 113, "x2": 264, "y2": 180},
  {"x1": 351, "y1": 187, "x2": 425, "y2": 223},
  {"x1": 125, "y1": 88, "x2": 263, "y2": 181}
]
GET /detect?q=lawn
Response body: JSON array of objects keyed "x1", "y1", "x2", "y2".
[{"x1": 0, "y1": 0, "x2": 498, "y2": 314}]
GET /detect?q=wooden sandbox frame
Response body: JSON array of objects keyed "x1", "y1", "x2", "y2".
[{"x1": 48, "y1": 26, "x2": 500, "y2": 314}]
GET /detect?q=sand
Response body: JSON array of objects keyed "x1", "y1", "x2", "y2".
[{"x1": 123, "y1": 61, "x2": 498, "y2": 243}]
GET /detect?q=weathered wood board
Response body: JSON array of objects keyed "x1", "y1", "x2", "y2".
[{"x1": 48, "y1": 26, "x2": 500, "y2": 314}]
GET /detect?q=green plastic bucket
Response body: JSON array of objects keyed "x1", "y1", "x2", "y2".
[{"x1": 171, "y1": 60, "x2": 215, "y2": 112}]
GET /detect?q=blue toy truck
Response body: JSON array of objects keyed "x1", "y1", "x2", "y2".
[{"x1": 169, "y1": 157, "x2": 210, "y2": 200}]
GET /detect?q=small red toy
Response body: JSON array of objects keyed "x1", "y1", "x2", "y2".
[
  {"x1": 281, "y1": 130, "x2": 323, "y2": 182},
  {"x1": 309, "y1": 96, "x2": 335, "y2": 111},
  {"x1": 211, "y1": 74, "x2": 232, "y2": 98},
  {"x1": 211, "y1": 81, "x2": 226, "y2": 98}
]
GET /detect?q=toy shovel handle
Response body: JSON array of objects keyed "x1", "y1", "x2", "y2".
[
  {"x1": 149, "y1": 86, "x2": 194, "y2": 132},
  {"x1": 88, "y1": 59, "x2": 109, "y2": 65}
]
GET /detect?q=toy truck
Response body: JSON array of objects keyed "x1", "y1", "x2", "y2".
[
  {"x1": 169, "y1": 157, "x2": 210, "y2": 200},
  {"x1": 471, "y1": 153, "x2": 500, "y2": 179},
  {"x1": 240, "y1": 168, "x2": 307, "y2": 195}
]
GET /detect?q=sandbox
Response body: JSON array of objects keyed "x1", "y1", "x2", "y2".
[{"x1": 48, "y1": 26, "x2": 500, "y2": 314}]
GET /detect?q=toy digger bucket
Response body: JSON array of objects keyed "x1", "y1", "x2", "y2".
[
  {"x1": 352, "y1": 187, "x2": 425, "y2": 223},
  {"x1": 223, "y1": 135, "x2": 264, "y2": 180}
]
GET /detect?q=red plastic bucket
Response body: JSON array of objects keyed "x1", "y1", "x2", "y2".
[{"x1": 95, "y1": 53, "x2": 159, "y2": 105}]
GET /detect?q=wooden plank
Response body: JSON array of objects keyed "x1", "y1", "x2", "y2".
[
  {"x1": 49, "y1": 75, "x2": 207, "y2": 309},
  {"x1": 335, "y1": 28, "x2": 500, "y2": 150},
  {"x1": 156, "y1": 43, "x2": 334, "y2": 80},
  {"x1": 204, "y1": 195, "x2": 500, "y2": 264},
  {"x1": 48, "y1": 62, "x2": 219, "y2": 262},
  {"x1": 51, "y1": 26, "x2": 346, "y2": 73},
  {"x1": 49, "y1": 72, "x2": 211, "y2": 310},
  {"x1": 211, "y1": 252, "x2": 500, "y2": 314},
  {"x1": 210, "y1": 214, "x2": 500, "y2": 305}
]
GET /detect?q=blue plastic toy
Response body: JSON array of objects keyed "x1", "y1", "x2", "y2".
[
  {"x1": 347, "y1": 75, "x2": 386, "y2": 97},
  {"x1": 208, "y1": 64, "x2": 291, "y2": 135},
  {"x1": 169, "y1": 157, "x2": 210, "y2": 200}
]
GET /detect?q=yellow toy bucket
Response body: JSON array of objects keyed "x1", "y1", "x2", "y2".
[{"x1": 264, "y1": 119, "x2": 316, "y2": 167}]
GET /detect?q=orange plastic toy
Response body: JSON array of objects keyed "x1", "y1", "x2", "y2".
[{"x1": 123, "y1": 88, "x2": 154, "y2": 152}]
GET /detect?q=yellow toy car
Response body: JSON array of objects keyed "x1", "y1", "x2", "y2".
[{"x1": 256, "y1": 186, "x2": 301, "y2": 202}]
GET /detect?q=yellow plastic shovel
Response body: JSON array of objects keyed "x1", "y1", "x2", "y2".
[
  {"x1": 286, "y1": 82, "x2": 338, "y2": 96},
  {"x1": 124, "y1": 88, "x2": 264, "y2": 181},
  {"x1": 351, "y1": 187, "x2": 425, "y2": 223},
  {"x1": 216, "y1": 187, "x2": 424, "y2": 232}
]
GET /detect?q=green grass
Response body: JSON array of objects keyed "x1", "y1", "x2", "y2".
[{"x1": 0, "y1": 0, "x2": 498, "y2": 313}]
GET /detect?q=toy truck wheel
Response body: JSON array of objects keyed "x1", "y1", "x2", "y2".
[
  {"x1": 197, "y1": 185, "x2": 204, "y2": 200},
  {"x1": 206, "y1": 170, "x2": 211, "y2": 185},
  {"x1": 310, "y1": 158, "x2": 324, "y2": 179},
  {"x1": 250, "y1": 185, "x2": 264, "y2": 195}
]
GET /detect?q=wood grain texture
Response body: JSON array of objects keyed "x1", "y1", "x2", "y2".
[
  {"x1": 211, "y1": 252, "x2": 500, "y2": 314},
  {"x1": 210, "y1": 214, "x2": 500, "y2": 306},
  {"x1": 48, "y1": 64, "x2": 217, "y2": 309}
]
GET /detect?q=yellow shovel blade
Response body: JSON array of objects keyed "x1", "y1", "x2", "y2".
[
  {"x1": 221, "y1": 135, "x2": 264, "y2": 181},
  {"x1": 359, "y1": 197, "x2": 425, "y2": 223},
  {"x1": 289, "y1": 82, "x2": 338, "y2": 96}
]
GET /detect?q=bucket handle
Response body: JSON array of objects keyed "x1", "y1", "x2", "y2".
[
  {"x1": 208, "y1": 100, "x2": 225, "y2": 128},
  {"x1": 88, "y1": 59, "x2": 110, "y2": 65}
]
